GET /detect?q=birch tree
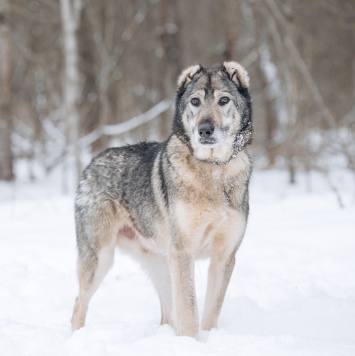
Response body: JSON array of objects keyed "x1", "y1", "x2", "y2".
[
  {"x1": 0, "y1": 0, "x2": 14, "y2": 181},
  {"x1": 60, "y1": 0, "x2": 83, "y2": 185}
]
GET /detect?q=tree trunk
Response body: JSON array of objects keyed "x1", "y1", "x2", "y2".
[
  {"x1": 257, "y1": 50, "x2": 278, "y2": 167},
  {"x1": 0, "y1": 0, "x2": 14, "y2": 181},
  {"x1": 60, "y1": 0, "x2": 82, "y2": 186},
  {"x1": 158, "y1": 0, "x2": 182, "y2": 139}
]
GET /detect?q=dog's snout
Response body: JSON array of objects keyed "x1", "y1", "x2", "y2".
[{"x1": 198, "y1": 121, "x2": 215, "y2": 138}]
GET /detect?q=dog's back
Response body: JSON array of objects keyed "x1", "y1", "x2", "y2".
[{"x1": 76, "y1": 142, "x2": 165, "y2": 240}]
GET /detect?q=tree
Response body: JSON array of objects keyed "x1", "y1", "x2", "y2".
[
  {"x1": 60, "y1": 0, "x2": 83, "y2": 185},
  {"x1": 0, "y1": 0, "x2": 14, "y2": 181},
  {"x1": 3, "y1": 0, "x2": 355, "y2": 186}
]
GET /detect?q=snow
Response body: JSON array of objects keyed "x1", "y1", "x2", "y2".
[{"x1": 0, "y1": 169, "x2": 355, "y2": 355}]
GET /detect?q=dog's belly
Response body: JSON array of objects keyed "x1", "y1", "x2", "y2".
[
  {"x1": 115, "y1": 197, "x2": 242, "y2": 262},
  {"x1": 116, "y1": 219, "x2": 170, "y2": 257},
  {"x1": 116, "y1": 221, "x2": 217, "y2": 261}
]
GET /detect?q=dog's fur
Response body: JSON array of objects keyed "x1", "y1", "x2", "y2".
[{"x1": 71, "y1": 61, "x2": 253, "y2": 337}]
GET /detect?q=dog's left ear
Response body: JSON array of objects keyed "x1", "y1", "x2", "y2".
[
  {"x1": 223, "y1": 61, "x2": 250, "y2": 89},
  {"x1": 177, "y1": 64, "x2": 201, "y2": 91}
]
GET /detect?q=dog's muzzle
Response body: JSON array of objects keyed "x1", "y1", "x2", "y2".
[{"x1": 198, "y1": 121, "x2": 216, "y2": 145}]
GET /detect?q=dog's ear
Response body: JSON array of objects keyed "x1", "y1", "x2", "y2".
[
  {"x1": 223, "y1": 61, "x2": 250, "y2": 89},
  {"x1": 177, "y1": 64, "x2": 201, "y2": 91}
]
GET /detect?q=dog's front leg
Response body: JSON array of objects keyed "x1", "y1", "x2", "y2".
[
  {"x1": 201, "y1": 216, "x2": 246, "y2": 331},
  {"x1": 201, "y1": 246, "x2": 236, "y2": 331},
  {"x1": 169, "y1": 238, "x2": 198, "y2": 337}
]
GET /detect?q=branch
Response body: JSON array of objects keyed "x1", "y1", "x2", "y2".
[{"x1": 79, "y1": 99, "x2": 172, "y2": 148}]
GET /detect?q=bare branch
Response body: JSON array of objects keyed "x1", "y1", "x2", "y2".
[{"x1": 80, "y1": 99, "x2": 173, "y2": 148}]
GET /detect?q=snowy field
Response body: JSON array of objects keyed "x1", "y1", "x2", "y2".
[{"x1": 0, "y1": 168, "x2": 355, "y2": 356}]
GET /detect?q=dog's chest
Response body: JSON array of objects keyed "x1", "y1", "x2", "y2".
[
  {"x1": 173, "y1": 160, "x2": 242, "y2": 207},
  {"x1": 172, "y1": 197, "x2": 238, "y2": 259},
  {"x1": 167, "y1": 156, "x2": 250, "y2": 257}
]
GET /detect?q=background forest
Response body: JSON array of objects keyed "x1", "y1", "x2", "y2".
[{"x1": 0, "y1": 0, "x2": 354, "y2": 189}]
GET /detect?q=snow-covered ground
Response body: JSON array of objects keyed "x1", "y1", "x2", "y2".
[{"x1": 0, "y1": 169, "x2": 354, "y2": 356}]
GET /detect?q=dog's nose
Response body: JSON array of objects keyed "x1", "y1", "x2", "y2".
[{"x1": 198, "y1": 121, "x2": 215, "y2": 138}]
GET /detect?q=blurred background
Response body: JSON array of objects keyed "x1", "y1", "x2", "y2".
[{"x1": 0, "y1": 0, "x2": 354, "y2": 190}]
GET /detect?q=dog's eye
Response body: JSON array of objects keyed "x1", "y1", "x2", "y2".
[
  {"x1": 190, "y1": 98, "x2": 201, "y2": 107},
  {"x1": 218, "y1": 97, "x2": 230, "y2": 106}
]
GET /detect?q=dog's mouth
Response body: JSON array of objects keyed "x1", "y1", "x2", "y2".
[{"x1": 199, "y1": 137, "x2": 216, "y2": 145}]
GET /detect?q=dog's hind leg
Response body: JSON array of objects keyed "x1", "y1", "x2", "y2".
[
  {"x1": 71, "y1": 200, "x2": 117, "y2": 331},
  {"x1": 117, "y1": 234, "x2": 172, "y2": 326},
  {"x1": 71, "y1": 245, "x2": 115, "y2": 330},
  {"x1": 138, "y1": 253, "x2": 172, "y2": 325}
]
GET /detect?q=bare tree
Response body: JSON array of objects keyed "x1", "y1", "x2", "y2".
[
  {"x1": 0, "y1": 0, "x2": 14, "y2": 181},
  {"x1": 60, "y1": 0, "x2": 82, "y2": 185},
  {"x1": 3, "y1": 0, "x2": 354, "y2": 187}
]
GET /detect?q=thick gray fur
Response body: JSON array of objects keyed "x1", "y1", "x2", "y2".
[{"x1": 71, "y1": 61, "x2": 253, "y2": 337}]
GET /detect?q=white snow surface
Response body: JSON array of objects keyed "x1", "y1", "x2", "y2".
[{"x1": 0, "y1": 169, "x2": 355, "y2": 355}]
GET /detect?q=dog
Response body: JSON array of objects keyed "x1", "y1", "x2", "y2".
[{"x1": 71, "y1": 61, "x2": 253, "y2": 337}]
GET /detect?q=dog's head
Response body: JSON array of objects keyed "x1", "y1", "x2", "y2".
[{"x1": 173, "y1": 61, "x2": 252, "y2": 164}]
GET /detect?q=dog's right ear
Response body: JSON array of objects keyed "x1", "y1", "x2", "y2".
[{"x1": 177, "y1": 64, "x2": 201, "y2": 91}]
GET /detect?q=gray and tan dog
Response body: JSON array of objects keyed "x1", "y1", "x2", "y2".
[{"x1": 71, "y1": 61, "x2": 253, "y2": 337}]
